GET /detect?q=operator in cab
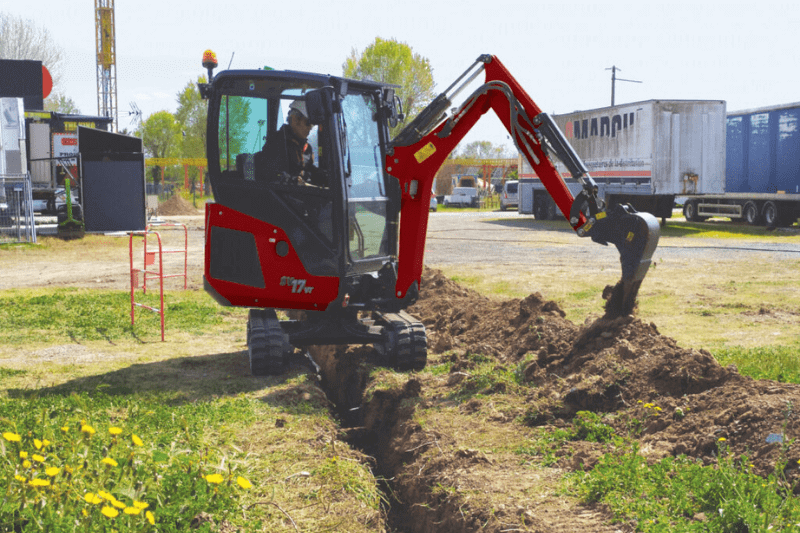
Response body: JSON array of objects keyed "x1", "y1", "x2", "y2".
[{"x1": 255, "y1": 100, "x2": 326, "y2": 187}]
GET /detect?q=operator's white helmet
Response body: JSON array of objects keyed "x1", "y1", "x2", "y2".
[{"x1": 289, "y1": 100, "x2": 308, "y2": 119}]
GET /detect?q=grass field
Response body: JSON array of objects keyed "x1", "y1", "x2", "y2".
[{"x1": 1, "y1": 218, "x2": 799, "y2": 531}]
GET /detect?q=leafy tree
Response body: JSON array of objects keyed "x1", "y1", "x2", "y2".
[
  {"x1": 453, "y1": 140, "x2": 512, "y2": 160},
  {"x1": 174, "y1": 76, "x2": 208, "y2": 186},
  {"x1": 44, "y1": 92, "x2": 80, "y2": 114},
  {"x1": 137, "y1": 111, "x2": 180, "y2": 186},
  {"x1": 174, "y1": 76, "x2": 207, "y2": 159},
  {"x1": 0, "y1": 12, "x2": 64, "y2": 92},
  {"x1": 343, "y1": 37, "x2": 435, "y2": 137}
]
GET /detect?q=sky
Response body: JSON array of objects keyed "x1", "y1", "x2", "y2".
[{"x1": 6, "y1": 0, "x2": 800, "y2": 151}]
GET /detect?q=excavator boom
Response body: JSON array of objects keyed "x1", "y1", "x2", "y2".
[{"x1": 386, "y1": 55, "x2": 660, "y2": 317}]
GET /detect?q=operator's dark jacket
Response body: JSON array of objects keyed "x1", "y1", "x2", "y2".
[{"x1": 254, "y1": 124, "x2": 325, "y2": 187}]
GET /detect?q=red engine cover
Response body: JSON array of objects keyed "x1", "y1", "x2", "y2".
[{"x1": 204, "y1": 203, "x2": 340, "y2": 311}]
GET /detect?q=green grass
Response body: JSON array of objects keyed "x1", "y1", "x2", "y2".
[
  {"x1": 0, "y1": 287, "x2": 382, "y2": 532},
  {"x1": 516, "y1": 411, "x2": 618, "y2": 467},
  {"x1": 0, "y1": 289, "x2": 241, "y2": 345},
  {"x1": 0, "y1": 368, "x2": 27, "y2": 379},
  {"x1": 661, "y1": 220, "x2": 800, "y2": 241},
  {"x1": 0, "y1": 391, "x2": 263, "y2": 531},
  {"x1": 714, "y1": 346, "x2": 800, "y2": 383},
  {"x1": 449, "y1": 353, "x2": 531, "y2": 400},
  {"x1": 572, "y1": 440, "x2": 800, "y2": 532}
]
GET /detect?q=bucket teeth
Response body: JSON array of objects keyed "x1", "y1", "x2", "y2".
[{"x1": 582, "y1": 204, "x2": 661, "y2": 318}]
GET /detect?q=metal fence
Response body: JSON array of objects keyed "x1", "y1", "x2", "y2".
[{"x1": 0, "y1": 174, "x2": 36, "y2": 244}]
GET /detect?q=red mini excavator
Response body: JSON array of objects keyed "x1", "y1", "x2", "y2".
[{"x1": 198, "y1": 52, "x2": 660, "y2": 376}]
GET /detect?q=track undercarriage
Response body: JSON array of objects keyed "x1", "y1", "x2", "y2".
[{"x1": 246, "y1": 309, "x2": 428, "y2": 376}]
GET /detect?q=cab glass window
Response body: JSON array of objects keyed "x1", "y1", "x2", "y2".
[{"x1": 342, "y1": 92, "x2": 389, "y2": 260}]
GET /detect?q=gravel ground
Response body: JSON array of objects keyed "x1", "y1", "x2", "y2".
[
  {"x1": 4, "y1": 211, "x2": 799, "y2": 293},
  {"x1": 423, "y1": 211, "x2": 800, "y2": 268}
]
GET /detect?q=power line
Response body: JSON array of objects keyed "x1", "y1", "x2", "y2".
[{"x1": 605, "y1": 66, "x2": 642, "y2": 107}]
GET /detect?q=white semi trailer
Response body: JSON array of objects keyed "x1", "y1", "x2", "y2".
[{"x1": 519, "y1": 100, "x2": 727, "y2": 222}]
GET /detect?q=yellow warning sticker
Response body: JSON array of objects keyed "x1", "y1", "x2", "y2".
[
  {"x1": 626, "y1": 231, "x2": 635, "y2": 242},
  {"x1": 596, "y1": 211, "x2": 607, "y2": 220},
  {"x1": 414, "y1": 142, "x2": 437, "y2": 163}
]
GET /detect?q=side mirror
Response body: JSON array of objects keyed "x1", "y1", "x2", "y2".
[
  {"x1": 304, "y1": 87, "x2": 336, "y2": 125},
  {"x1": 382, "y1": 88, "x2": 404, "y2": 128}
]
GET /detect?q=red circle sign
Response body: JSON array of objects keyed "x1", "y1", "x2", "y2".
[{"x1": 42, "y1": 65, "x2": 53, "y2": 99}]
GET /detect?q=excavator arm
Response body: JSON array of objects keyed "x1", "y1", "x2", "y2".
[{"x1": 385, "y1": 55, "x2": 660, "y2": 318}]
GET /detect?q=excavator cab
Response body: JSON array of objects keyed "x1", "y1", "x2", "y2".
[{"x1": 201, "y1": 59, "x2": 426, "y2": 375}]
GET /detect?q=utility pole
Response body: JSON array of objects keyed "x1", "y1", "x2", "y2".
[{"x1": 605, "y1": 66, "x2": 642, "y2": 107}]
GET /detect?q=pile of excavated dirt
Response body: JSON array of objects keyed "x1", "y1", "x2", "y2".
[
  {"x1": 158, "y1": 194, "x2": 202, "y2": 216},
  {"x1": 313, "y1": 267, "x2": 800, "y2": 532},
  {"x1": 409, "y1": 269, "x2": 800, "y2": 479}
]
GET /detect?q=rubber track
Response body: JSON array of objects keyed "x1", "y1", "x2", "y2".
[
  {"x1": 380, "y1": 311, "x2": 428, "y2": 371},
  {"x1": 247, "y1": 309, "x2": 288, "y2": 376}
]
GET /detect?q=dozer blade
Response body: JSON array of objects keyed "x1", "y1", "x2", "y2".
[{"x1": 584, "y1": 204, "x2": 661, "y2": 318}]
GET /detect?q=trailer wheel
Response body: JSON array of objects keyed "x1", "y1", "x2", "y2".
[
  {"x1": 762, "y1": 201, "x2": 779, "y2": 228},
  {"x1": 683, "y1": 200, "x2": 707, "y2": 222},
  {"x1": 743, "y1": 202, "x2": 761, "y2": 226}
]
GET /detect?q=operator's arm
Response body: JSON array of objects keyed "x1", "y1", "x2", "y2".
[{"x1": 255, "y1": 127, "x2": 309, "y2": 186}]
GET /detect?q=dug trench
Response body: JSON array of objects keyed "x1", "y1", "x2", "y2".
[{"x1": 308, "y1": 268, "x2": 800, "y2": 532}]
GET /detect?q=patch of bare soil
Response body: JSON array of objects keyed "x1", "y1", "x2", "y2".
[
  {"x1": 158, "y1": 195, "x2": 203, "y2": 216},
  {"x1": 313, "y1": 267, "x2": 800, "y2": 532}
]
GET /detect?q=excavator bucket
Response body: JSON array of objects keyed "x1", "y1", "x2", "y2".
[{"x1": 585, "y1": 204, "x2": 661, "y2": 318}]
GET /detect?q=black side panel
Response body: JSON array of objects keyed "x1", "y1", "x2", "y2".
[
  {"x1": 79, "y1": 127, "x2": 146, "y2": 231},
  {"x1": 209, "y1": 226, "x2": 265, "y2": 288},
  {"x1": 0, "y1": 59, "x2": 42, "y2": 110}
]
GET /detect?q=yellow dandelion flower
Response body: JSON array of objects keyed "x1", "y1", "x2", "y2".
[
  {"x1": 101, "y1": 457, "x2": 118, "y2": 467},
  {"x1": 100, "y1": 506, "x2": 118, "y2": 518},
  {"x1": 133, "y1": 501, "x2": 149, "y2": 510},
  {"x1": 81, "y1": 509, "x2": 89, "y2": 517},
  {"x1": 45, "y1": 467, "x2": 60, "y2": 477},
  {"x1": 28, "y1": 478, "x2": 50, "y2": 487},
  {"x1": 205, "y1": 473, "x2": 224, "y2": 484},
  {"x1": 236, "y1": 476, "x2": 253, "y2": 489},
  {"x1": 33, "y1": 439, "x2": 42, "y2": 450},
  {"x1": 84, "y1": 493, "x2": 103, "y2": 505},
  {"x1": 22, "y1": 460, "x2": 31, "y2": 468},
  {"x1": 31, "y1": 454, "x2": 45, "y2": 463},
  {"x1": 111, "y1": 499, "x2": 126, "y2": 509},
  {"x1": 60, "y1": 426, "x2": 69, "y2": 433},
  {"x1": 19, "y1": 451, "x2": 28, "y2": 459},
  {"x1": 97, "y1": 490, "x2": 113, "y2": 501},
  {"x1": 109, "y1": 427, "x2": 123, "y2": 436},
  {"x1": 2, "y1": 432, "x2": 21, "y2": 442},
  {"x1": 14, "y1": 475, "x2": 25, "y2": 483},
  {"x1": 146, "y1": 511, "x2": 155, "y2": 525},
  {"x1": 64, "y1": 465, "x2": 73, "y2": 474},
  {"x1": 718, "y1": 437, "x2": 727, "y2": 442},
  {"x1": 41, "y1": 439, "x2": 50, "y2": 447},
  {"x1": 131, "y1": 434, "x2": 143, "y2": 447},
  {"x1": 81, "y1": 424, "x2": 96, "y2": 436},
  {"x1": 123, "y1": 506, "x2": 141, "y2": 515},
  {"x1": 654, "y1": 406, "x2": 662, "y2": 412}
]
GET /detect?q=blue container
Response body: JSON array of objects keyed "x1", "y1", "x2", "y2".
[{"x1": 726, "y1": 103, "x2": 800, "y2": 194}]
